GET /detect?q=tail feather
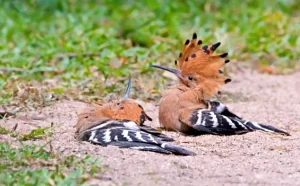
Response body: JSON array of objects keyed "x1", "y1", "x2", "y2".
[
  {"x1": 245, "y1": 121, "x2": 290, "y2": 136},
  {"x1": 109, "y1": 141, "x2": 196, "y2": 156},
  {"x1": 138, "y1": 125, "x2": 174, "y2": 141},
  {"x1": 161, "y1": 143, "x2": 196, "y2": 156}
]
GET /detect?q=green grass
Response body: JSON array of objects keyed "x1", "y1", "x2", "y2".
[
  {"x1": 0, "y1": 143, "x2": 102, "y2": 186},
  {"x1": 0, "y1": 0, "x2": 299, "y2": 104},
  {"x1": 21, "y1": 126, "x2": 52, "y2": 141},
  {"x1": 0, "y1": 126, "x2": 103, "y2": 186},
  {"x1": 0, "y1": 122, "x2": 52, "y2": 141}
]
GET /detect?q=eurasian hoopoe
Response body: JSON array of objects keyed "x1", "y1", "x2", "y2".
[
  {"x1": 152, "y1": 33, "x2": 290, "y2": 136},
  {"x1": 75, "y1": 78, "x2": 195, "y2": 155}
]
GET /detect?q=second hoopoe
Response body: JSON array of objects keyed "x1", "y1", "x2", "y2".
[
  {"x1": 76, "y1": 78, "x2": 195, "y2": 155},
  {"x1": 152, "y1": 33, "x2": 290, "y2": 136}
]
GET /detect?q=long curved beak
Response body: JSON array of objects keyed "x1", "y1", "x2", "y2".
[
  {"x1": 151, "y1": 64, "x2": 183, "y2": 80},
  {"x1": 122, "y1": 77, "x2": 132, "y2": 100}
]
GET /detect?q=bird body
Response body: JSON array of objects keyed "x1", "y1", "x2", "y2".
[
  {"x1": 76, "y1": 78, "x2": 195, "y2": 155},
  {"x1": 158, "y1": 84, "x2": 207, "y2": 134},
  {"x1": 153, "y1": 33, "x2": 289, "y2": 136}
]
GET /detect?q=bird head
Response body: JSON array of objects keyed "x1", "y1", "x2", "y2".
[
  {"x1": 76, "y1": 77, "x2": 152, "y2": 135},
  {"x1": 152, "y1": 33, "x2": 231, "y2": 99},
  {"x1": 101, "y1": 77, "x2": 152, "y2": 125}
]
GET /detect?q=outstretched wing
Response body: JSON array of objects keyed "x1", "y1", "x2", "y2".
[
  {"x1": 179, "y1": 106, "x2": 289, "y2": 136},
  {"x1": 81, "y1": 120, "x2": 172, "y2": 143},
  {"x1": 79, "y1": 120, "x2": 195, "y2": 155}
]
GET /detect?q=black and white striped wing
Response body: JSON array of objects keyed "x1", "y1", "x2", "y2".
[
  {"x1": 80, "y1": 120, "x2": 195, "y2": 155},
  {"x1": 187, "y1": 109, "x2": 250, "y2": 135},
  {"x1": 182, "y1": 108, "x2": 289, "y2": 136},
  {"x1": 82, "y1": 120, "x2": 168, "y2": 145}
]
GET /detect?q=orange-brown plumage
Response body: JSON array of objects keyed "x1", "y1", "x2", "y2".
[
  {"x1": 158, "y1": 84, "x2": 207, "y2": 133},
  {"x1": 152, "y1": 33, "x2": 289, "y2": 136},
  {"x1": 76, "y1": 99, "x2": 152, "y2": 138}
]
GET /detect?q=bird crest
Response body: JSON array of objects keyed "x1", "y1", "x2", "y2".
[
  {"x1": 107, "y1": 77, "x2": 152, "y2": 124},
  {"x1": 76, "y1": 77, "x2": 152, "y2": 134},
  {"x1": 153, "y1": 33, "x2": 231, "y2": 99}
]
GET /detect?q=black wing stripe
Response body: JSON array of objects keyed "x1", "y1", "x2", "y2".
[
  {"x1": 128, "y1": 130, "x2": 162, "y2": 144},
  {"x1": 190, "y1": 109, "x2": 250, "y2": 134},
  {"x1": 88, "y1": 130, "x2": 106, "y2": 145},
  {"x1": 190, "y1": 109, "x2": 204, "y2": 126}
]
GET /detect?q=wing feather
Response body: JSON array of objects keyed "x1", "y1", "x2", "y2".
[{"x1": 179, "y1": 106, "x2": 289, "y2": 135}]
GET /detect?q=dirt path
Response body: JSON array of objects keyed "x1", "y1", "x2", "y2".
[{"x1": 1, "y1": 70, "x2": 300, "y2": 186}]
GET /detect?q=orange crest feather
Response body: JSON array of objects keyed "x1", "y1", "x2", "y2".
[{"x1": 176, "y1": 33, "x2": 231, "y2": 98}]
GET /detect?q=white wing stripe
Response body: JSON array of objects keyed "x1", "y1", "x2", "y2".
[
  {"x1": 195, "y1": 110, "x2": 203, "y2": 125},
  {"x1": 216, "y1": 103, "x2": 226, "y2": 113},
  {"x1": 236, "y1": 120, "x2": 248, "y2": 130},
  {"x1": 161, "y1": 143, "x2": 167, "y2": 148},
  {"x1": 102, "y1": 129, "x2": 111, "y2": 143},
  {"x1": 135, "y1": 132, "x2": 146, "y2": 142},
  {"x1": 89, "y1": 131, "x2": 96, "y2": 141},
  {"x1": 114, "y1": 135, "x2": 119, "y2": 141},
  {"x1": 122, "y1": 130, "x2": 133, "y2": 141},
  {"x1": 131, "y1": 146, "x2": 159, "y2": 150},
  {"x1": 223, "y1": 116, "x2": 237, "y2": 129},
  {"x1": 209, "y1": 112, "x2": 219, "y2": 128},
  {"x1": 147, "y1": 134, "x2": 158, "y2": 144},
  {"x1": 123, "y1": 121, "x2": 140, "y2": 130}
]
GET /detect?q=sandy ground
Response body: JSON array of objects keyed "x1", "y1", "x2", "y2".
[{"x1": 1, "y1": 70, "x2": 300, "y2": 186}]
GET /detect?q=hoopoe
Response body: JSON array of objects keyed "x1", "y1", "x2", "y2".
[
  {"x1": 75, "y1": 78, "x2": 195, "y2": 155},
  {"x1": 152, "y1": 33, "x2": 290, "y2": 136}
]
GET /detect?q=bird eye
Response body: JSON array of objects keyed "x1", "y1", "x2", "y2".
[
  {"x1": 116, "y1": 102, "x2": 120, "y2": 106},
  {"x1": 188, "y1": 76, "x2": 193, "y2": 81}
]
